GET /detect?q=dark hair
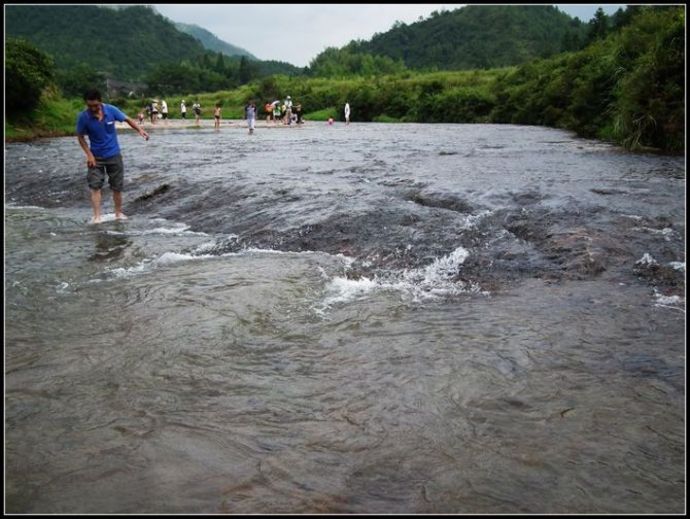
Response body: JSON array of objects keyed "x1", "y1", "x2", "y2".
[{"x1": 84, "y1": 89, "x2": 102, "y2": 101}]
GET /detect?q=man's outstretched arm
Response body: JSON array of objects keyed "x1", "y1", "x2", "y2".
[{"x1": 125, "y1": 117, "x2": 149, "y2": 140}]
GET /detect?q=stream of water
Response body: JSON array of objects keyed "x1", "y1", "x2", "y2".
[{"x1": 5, "y1": 123, "x2": 685, "y2": 513}]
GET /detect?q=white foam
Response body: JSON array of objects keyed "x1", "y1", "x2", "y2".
[
  {"x1": 104, "y1": 220, "x2": 208, "y2": 236},
  {"x1": 632, "y1": 227, "x2": 675, "y2": 241},
  {"x1": 95, "y1": 213, "x2": 119, "y2": 223},
  {"x1": 415, "y1": 246, "x2": 469, "y2": 284},
  {"x1": 230, "y1": 248, "x2": 357, "y2": 266},
  {"x1": 243, "y1": 247, "x2": 291, "y2": 255},
  {"x1": 322, "y1": 276, "x2": 380, "y2": 306},
  {"x1": 140, "y1": 225, "x2": 208, "y2": 236},
  {"x1": 104, "y1": 244, "x2": 326, "y2": 280},
  {"x1": 653, "y1": 289, "x2": 685, "y2": 311},
  {"x1": 106, "y1": 251, "x2": 216, "y2": 278},
  {"x1": 668, "y1": 261, "x2": 685, "y2": 272},
  {"x1": 156, "y1": 251, "x2": 215, "y2": 265},
  {"x1": 635, "y1": 253, "x2": 657, "y2": 266},
  {"x1": 458, "y1": 210, "x2": 493, "y2": 230},
  {"x1": 317, "y1": 246, "x2": 487, "y2": 311},
  {"x1": 107, "y1": 260, "x2": 151, "y2": 278},
  {"x1": 6, "y1": 203, "x2": 45, "y2": 210},
  {"x1": 192, "y1": 241, "x2": 221, "y2": 254},
  {"x1": 656, "y1": 294, "x2": 683, "y2": 305},
  {"x1": 335, "y1": 253, "x2": 357, "y2": 268}
]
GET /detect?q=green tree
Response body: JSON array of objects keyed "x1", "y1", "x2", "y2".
[
  {"x1": 5, "y1": 37, "x2": 55, "y2": 116},
  {"x1": 56, "y1": 63, "x2": 106, "y2": 98},
  {"x1": 238, "y1": 56, "x2": 251, "y2": 84},
  {"x1": 253, "y1": 76, "x2": 281, "y2": 101},
  {"x1": 612, "y1": 7, "x2": 685, "y2": 150},
  {"x1": 215, "y1": 52, "x2": 226, "y2": 74},
  {"x1": 586, "y1": 8, "x2": 610, "y2": 43}
]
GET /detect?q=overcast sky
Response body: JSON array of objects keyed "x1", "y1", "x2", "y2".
[{"x1": 154, "y1": 4, "x2": 625, "y2": 68}]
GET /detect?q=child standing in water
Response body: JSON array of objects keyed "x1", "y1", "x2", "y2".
[
  {"x1": 272, "y1": 102, "x2": 281, "y2": 125},
  {"x1": 246, "y1": 101, "x2": 257, "y2": 135},
  {"x1": 213, "y1": 104, "x2": 221, "y2": 130},
  {"x1": 192, "y1": 101, "x2": 201, "y2": 125}
]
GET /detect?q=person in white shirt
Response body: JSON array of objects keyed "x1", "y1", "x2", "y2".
[
  {"x1": 161, "y1": 99, "x2": 169, "y2": 124},
  {"x1": 285, "y1": 95, "x2": 293, "y2": 125},
  {"x1": 344, "y1": 102, "x2": 351, "y2": 124},
  {"x1": 245, "y1": 101, "x2": 257, "y2": 135},
  {"x1": 180, "y1": 100, "x2": 187, "y2": 119}
]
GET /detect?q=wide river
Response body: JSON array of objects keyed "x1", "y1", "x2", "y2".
[{"x1": 5, "y1": 122, "x2": 685, "y2": 513}]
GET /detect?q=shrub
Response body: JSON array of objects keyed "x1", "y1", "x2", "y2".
[{"x1": 5, "y1": 37, "x2": 55, "y2": 116}]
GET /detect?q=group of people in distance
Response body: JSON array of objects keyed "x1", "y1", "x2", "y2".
[
  {"x1": 138, "y1": 99, "x2": 202, "y2": 126},
  {"x1": 262, "y1": 95, "x2": 304, "y2": 126},
  {"x1": 135, "y1": 96, "x2": 351, "y2": 131}
]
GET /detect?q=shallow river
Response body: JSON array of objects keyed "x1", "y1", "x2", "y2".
[{"x1": 5, "y1": 123, "x2": 685, "y2": 513}]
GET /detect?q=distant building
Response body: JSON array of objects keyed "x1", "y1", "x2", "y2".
[{"x1": 104, "y1": 77, "x2": 148, "y2": 98}]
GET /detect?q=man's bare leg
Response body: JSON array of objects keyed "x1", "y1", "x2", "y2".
[
  {"x1": 90, "y1": 188, "x2": 102, "y2": 223},
  {"x1": 113, "y1": 191, "x2": 127, "y2": 220}
]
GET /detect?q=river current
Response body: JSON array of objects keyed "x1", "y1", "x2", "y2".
[{"x1": 5, "y1": 122, "x2": 686, "y2": 513}]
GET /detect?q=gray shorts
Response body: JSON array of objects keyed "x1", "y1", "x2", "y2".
[{"x1": 87, "y1": 154, "x2": 124, "y2": 191}]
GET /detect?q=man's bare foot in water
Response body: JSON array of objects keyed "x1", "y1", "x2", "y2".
[
  {"x1": 115, "y1": 213, "x2": 128, "y2": 220},
  {"x1": 91, "y1": 216, "x2": 102, "y2": 224}
]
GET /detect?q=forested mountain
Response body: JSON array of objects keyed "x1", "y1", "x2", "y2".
[
  {"x1": 174, "y1": 23, "x2": 257, "y2": 60},
  {"x1": 5, "y1": 4, "x2": 302, "y2": 95},
  {"x1": 310, "y1": 5, "x2": 588, "y2": 75},
  {"x1": 4, "y1": 5, "x2": 206, "y2": 80}
]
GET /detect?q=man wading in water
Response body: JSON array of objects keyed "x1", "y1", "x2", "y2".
[{"x1": 77, "y1": 89, "x2": 149, "y2": 224}]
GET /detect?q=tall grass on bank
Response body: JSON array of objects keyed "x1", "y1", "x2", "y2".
[{"x1": 5, "y1": 87, "x2": 80, "y2": 141}]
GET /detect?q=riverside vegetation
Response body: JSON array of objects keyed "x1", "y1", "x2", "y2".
[{"x1": 5, "y1": 5, "x2": 684, "y2": 153}]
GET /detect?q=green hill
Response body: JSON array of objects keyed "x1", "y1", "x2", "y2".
[
  {"x1": 174, "y1": 22, "x2": 257, "y2": 60},
  {"x1": 4, "y1": 4, "x2": 302, "y2": 87},
  {"x1": 5, "y1": 5, "x2": 206, "y2": 81},
  {"x1": 310, "y1": 5, "x2": 587, "y2": 74}
]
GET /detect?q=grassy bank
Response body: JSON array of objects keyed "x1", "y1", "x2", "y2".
[{"x1": 5, "y1": 93, "x2": 81, "y2": 141}]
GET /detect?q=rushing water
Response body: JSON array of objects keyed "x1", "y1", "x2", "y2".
[{"x1": 5, "y1": 123, "x2": 685, "y2": 513}]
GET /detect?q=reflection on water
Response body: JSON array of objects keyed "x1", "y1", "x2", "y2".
[
  {"x1": 4, "y1": 123, "x2": 685, "y2": 513},
  {"x1": 90, "y1": 225, "x2": 131, "y2": 262}
]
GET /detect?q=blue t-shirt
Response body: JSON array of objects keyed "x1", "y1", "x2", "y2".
[{"x1": 76, "y1": 103, "x2": 127, "y2": 158}]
